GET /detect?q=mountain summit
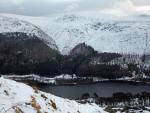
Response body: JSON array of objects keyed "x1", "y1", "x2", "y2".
[{"x1": 2, "y1": 13, "x2": 150, "y2": 55}]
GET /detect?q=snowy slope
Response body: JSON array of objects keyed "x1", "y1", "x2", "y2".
[
  {"x1": 0, "y1": 15, "x2": 57, "y2": 50},
  {"x1": 0, "y1": 77, "x2": 107, "y2": 113},
  {"x1": 1, "y1": 13, "x2": 150, "y2": 55}
]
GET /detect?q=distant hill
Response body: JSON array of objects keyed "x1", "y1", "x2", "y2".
[{"x1": 2, "y1": 13, "x2": 150, "y2": 55}]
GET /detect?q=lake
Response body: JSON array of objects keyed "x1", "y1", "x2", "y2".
[{"x1": 39, "y1": 81, "x2": 150, "y2": 99}]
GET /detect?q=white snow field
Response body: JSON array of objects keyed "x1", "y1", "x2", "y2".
[
  {"x1": 1, "y1": 13, "x2": 150, "y2": 55},
  {"x1": 0, "y1": 77, "x2": 107, "y2": 113}
]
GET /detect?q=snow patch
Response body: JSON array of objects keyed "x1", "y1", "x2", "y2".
[{"x1": 0, "y1": 77, "x2": 107, "y2": 113}]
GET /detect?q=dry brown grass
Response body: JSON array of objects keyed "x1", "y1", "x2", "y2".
[
  {"x1": 50, "y1": 100, "x2": 57, "y2": 110},
  {"x1": 12, "y1": 106, "x2": 23, "y2": 113},
  {"x1": 32, "y1": 86, "x2": 39, "y2": 93},
  {"x1": 41, "y1": 94, "x2": 48, "y2": 101},
  {"x1": 31, "y1": 96, "x2": 41, "y2": 113}
]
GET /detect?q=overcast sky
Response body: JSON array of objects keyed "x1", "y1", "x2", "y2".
[{"x1": 0, "y1": 0, "x2": 150, "y2": 16}]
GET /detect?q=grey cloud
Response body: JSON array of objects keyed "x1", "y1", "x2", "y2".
[{"x1": 0, "y1": 0, "x2": 149, "y2": 16}]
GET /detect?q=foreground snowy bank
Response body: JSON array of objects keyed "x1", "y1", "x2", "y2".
[{"x1": 0, "y1": 77, "x2": 106, "y2": 113}]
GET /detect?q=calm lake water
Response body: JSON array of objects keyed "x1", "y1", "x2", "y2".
[{"x1": 39, "y1": 82, "x2": 150, "y2": 99}]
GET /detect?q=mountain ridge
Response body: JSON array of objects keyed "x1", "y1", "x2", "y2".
[
  {"x1": 1, "y1": 13, "x2": 150, "y2": 55},
  {"x1": 0, "y1": 14, "x2": 58, "y2": 51}
]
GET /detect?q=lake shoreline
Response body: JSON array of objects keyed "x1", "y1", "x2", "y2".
[
  {"x1": 2, "y1": 74, "x2": 150, "y2": 86},
  {"x1": 36, "y1": 79, "x2": 150, "y2": 86},
  {"x1": 38, "y1": 80, "x2": 150, "y2": 99}
]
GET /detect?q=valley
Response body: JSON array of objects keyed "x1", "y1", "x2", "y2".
[{"x1": 0, "y1": 13, "x2": 150, "y2": 113}]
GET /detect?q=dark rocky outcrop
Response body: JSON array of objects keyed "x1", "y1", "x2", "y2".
[
  {"x1": 62, "y1": 43, "x2": 123, "y2": 79},
  {"x1": 69, "y1": 43, "x2": 97, "y2": 57}
]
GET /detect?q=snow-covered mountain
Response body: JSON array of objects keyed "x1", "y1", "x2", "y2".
[
  {"x1": 0, "y1": 77, "x2": 106, "y2": 113},
  {"x1": 0, "y1": 15, "x2": 57, "y2": 50},
  {"x1": 1, "y1": 13, "x2": 150, "y2": 55}
]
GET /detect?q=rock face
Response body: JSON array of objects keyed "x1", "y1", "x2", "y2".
[
  {"x1": 70, "y1": 43, "x2": 96, "y2": 56},
  {"x1": 0, "y1": 32, "x2": 60, "y2": 75}
]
